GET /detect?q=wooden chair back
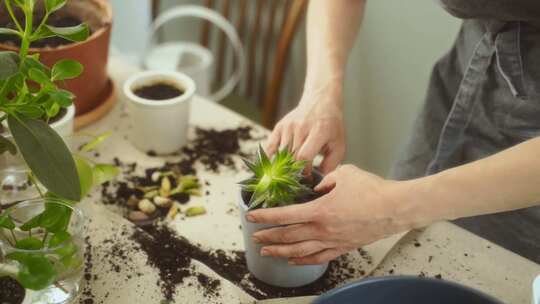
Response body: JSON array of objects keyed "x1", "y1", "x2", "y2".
[{"x1": 152, "y1": 0, "x2": 308, "y2": 128}]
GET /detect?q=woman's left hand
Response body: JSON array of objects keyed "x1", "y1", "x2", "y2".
[{"x1": 246, "y1": 164, "x2": 422, "y2": 265}]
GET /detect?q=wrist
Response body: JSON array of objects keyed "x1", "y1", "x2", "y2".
[
  {"x1": 300, "y1": 75, "x2": 344, "y2": 109},
  {"x1": 387, "y1": 176, "x2": 449, "y2": 230}
]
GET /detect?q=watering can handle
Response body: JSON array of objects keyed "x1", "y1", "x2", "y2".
[{"x1": 146, "y1": 5, "x2": 245, "y2": 101}]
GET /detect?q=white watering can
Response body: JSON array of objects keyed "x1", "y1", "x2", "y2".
[{"x1": 143, "y1": 5, "x2": 245, "y2": 102}]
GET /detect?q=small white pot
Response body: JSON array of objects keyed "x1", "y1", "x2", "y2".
[
  {"x1": 239, "y1": 189, "x2": 328, "y2": 287},
  {"x1": 123, "y1": 70, "x2": 195, "y2": 154}
]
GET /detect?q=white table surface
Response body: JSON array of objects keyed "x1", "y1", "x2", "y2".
[{"x1": 76, "y1": 57, "x2": 540, "y2": 304}]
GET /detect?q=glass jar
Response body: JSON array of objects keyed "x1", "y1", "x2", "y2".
[{"x1": 0, "y1": 199, "x2": 84, "y2": 304}]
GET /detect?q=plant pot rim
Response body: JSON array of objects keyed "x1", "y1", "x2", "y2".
[
  {"x1": 0, "y1": 0, "x2": 112, "y2": 53},
  {"x1": 123, "y1": 70, "x2": 197, "y2": 107},
  {"x1": 2, "y1": 198, "x2": 84, "y2": 253}
]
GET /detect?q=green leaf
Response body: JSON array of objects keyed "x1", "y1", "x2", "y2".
[
  {"x1": 18, "y1": 254, "x2": 57, "y2": 290},
  {"x1": 0, "y1": 135, "x2": 17, "y2": 155},
  {"x1": 15, "y1": 237, "x2": 43, "y2": 250},
  {"x1": 257, "y1": 145, "x2": 271, "y2": 170},
  {"x1": 7, "y1": 115, "x2": 81, "y2": 201},
  {"x1": 51, "y1": 59, "x2": 83, "y2": 81},
  {"x1": 28, "y1": 68, "x2": 51, "y2": 85},
  {"x1": 39, "y1": 202, "x2": 72, "y2": 233},
  {"x1": 92, "y1": 164, "x2": 119, "y2": 185},
  {"x1": 45, "y1": 0, "x2": 66, "y2": 13},
  {"x1": 35, "y1": 24, "x2": 89, "y2": 42},
  {"x1": 20, "y1": 214, "x2": 41, "y2": 231},
  {"x1": 21, "y1": 55, "x2": 50, "y2": 77},
  {"x1": 80, "y1": 131, "x2": 112, "y2": 152},
  {"x1": 54, "y1": 242, "x2": 76, "y2": 259},
  {"x1": 0, "y1": 28, "x2": 20, "y2": 36},
  {"x1": 0, "y1": 212, "x2": 15, "y2": 229},
  {"x1": 45, "y1": 102, "x2": 60, "y2": 118},
  {"x1": 48, "y1": 89, "x2": 74, "y2": 107},
  {"x1": 0, "y1": 51, "x2": 19, "y2": 80},
  {"x1": 48, "y1": 231, "x2": 71, "y2": 247},
  {"x1": 16, "y1": 104, "x2": 44, "y2": 119},
  {"x1": 74, "y1": 156, "x2": 93, "y2": 197}
]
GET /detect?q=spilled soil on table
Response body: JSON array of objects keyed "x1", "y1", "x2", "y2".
[
  {"x1": 131, "y1": 223, "x2": 359, "y2": 301},
  {"x1": 99, "y1": 126, "x2": 260, "y2": 224}
]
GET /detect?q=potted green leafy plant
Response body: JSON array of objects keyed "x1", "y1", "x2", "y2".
[
  {"x1": 0, "y1": 1, "x2": 117, "y2": 303},
  {"x1": 239, "y1": 146, "x2": 328, "y2": 287}
]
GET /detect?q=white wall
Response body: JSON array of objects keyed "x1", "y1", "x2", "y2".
[{"x1": 343, "y1": 0, "x2": 461, "y2": 176}]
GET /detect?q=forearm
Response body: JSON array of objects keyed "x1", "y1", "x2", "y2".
[
  {"x1": 303, "y1": 0, "x2": 365, "y2": 103},
  {"x1": 397, "y1": 137, "x2": 540, "y2": 227}
]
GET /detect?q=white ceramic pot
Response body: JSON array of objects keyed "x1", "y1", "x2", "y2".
[
  {"x1": 123, "y1": 70, "x2": 196, "y2": 154},
  {"x1": 239, "y1": 189, "x2": 328, "y2": 288}
]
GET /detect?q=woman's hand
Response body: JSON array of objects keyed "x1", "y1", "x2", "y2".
[
  {"x1": 246, "y1": 165, "x2": 423, "y2": 265},
  {"x1": 265, "y1": 86, "x2": 346, "y2": 174}
]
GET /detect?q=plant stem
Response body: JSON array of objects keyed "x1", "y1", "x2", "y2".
[
  {"x1": 42, "y1": 231, "x2": 48, "y2": 245},
  {"x1": 9, "y1": 229, "x2": 17, "y2": 244},
  {"x1": 28, "y1": 172, "x2": 44, "y2": 198},
  {"x1": 4, "y1": 0, "x2": 23, "y2": 32},
  {"x1": 18, "y1": 5, "x2": 33, "y2": 65},
  {"x1": 54, "y1": 281, "x2": 68, "y2": 294}
]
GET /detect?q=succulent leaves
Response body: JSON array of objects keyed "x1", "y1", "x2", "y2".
[{"x1": 241, "y1": 146, "x2": 312, "y2": 209}]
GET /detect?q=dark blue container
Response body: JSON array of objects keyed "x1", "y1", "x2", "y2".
[{"x1": 313, "y1": 276, "x2": 503, "y2": 304}]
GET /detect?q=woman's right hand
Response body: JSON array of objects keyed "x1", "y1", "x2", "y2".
[{"x1": 265, "y1": 85, "x2": 346, "y2": 174}]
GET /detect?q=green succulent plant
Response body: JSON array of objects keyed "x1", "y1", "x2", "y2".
[{"x1": 240, "y1": 146, "x2": 312, "y2": 209}]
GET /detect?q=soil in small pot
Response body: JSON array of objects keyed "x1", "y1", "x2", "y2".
[
  {"x1": 0, "y1": 13, "x2": 92, "y2": 48},
  {"x1": 133, "y1": 82, "x2": 184, "y2": 101},
  {"x1": 0, "y1": 276, "x2": 25, "y2": 304}
]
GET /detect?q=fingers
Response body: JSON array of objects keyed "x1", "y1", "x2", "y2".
[
  {"x1": 279, "y1": 126, "x2": 293, "y2": 150},
  {"x1": 289, "y1": 247, "x2": 347, "y2": 265},
  {"x1": 260, "y1": 240, "x2": 333, "y2": 259},
  {"x1": 252, "y1": 223, "x2": 321, "y2": 244},
  {"x1": 319, "y1": 146, "x2": 345, "y2": 174},
  {"x1": 265, "y1": 124, "x2": 282, "y2": 156},
  {"x1": 292, "y1": 124, "x2": 308, "y2": 154},
  {"x1": 314, "y1": 171, "x2": 337, "y2": 193},
  {"x1": 246, "y1": 199, "x2": 322, "y2": 225},
  {"x1": 296, "y1": 130, "x2": 327, "y2": 163}
]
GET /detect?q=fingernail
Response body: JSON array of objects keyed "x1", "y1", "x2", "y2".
[
  {"x1": 246, "y1": 214, "x2": 255, "y2": 223},
  {"x1": 260, "y1": 248, "x2": 269, "y2": 256},
  {"x1": 252, "y1": 236, "x2": 261, "y2": 243}
]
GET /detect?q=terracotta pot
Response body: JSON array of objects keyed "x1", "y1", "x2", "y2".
[{"x1": 0, "y1": 0, "x2": 113, "y2": 116}]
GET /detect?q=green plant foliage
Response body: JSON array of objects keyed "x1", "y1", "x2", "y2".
[
  {"x1": 8, "y1": 115, "x2": 81, "y2": 201},
  {"x1": 0, "y1": 0, "x2": 115, "y2": 292},
  {"x1": 0, "y1": 212, "x2": 16, "y2": 229},
  {"x1": 240, "y1": 146, "x2": 312, "y2": 209},
  {"x1": 80, "y1": 131, "x2": 112, "y2": 152},
  {"x1": 17, "y1": 255, "x2": 57, "y2": 290},
  {"x1": 0, "y1": 51, "x2": 19, "y2": 79},
  {"x1": 51, "y1": 59, "x2": 83, "y2": 81},
  {"x1": 74, "y1": 155, "x2": 93, "y2": 197},
  {"x1": 92, "y1": 163, "x2": 119, "y2": 186},
  {"x1": 0, "y1": 134, "x2": 17, "y2": 155}
]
